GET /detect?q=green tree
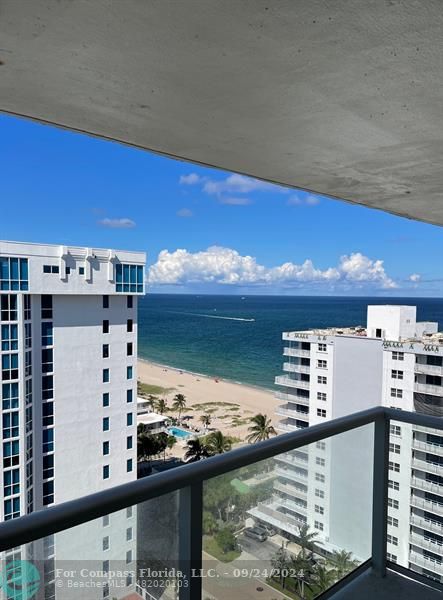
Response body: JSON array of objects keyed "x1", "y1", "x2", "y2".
[
  {"x1": 270, "y1": 546, "x2": 291, "y2": 589},
  {"x1": 166, "y1": 435, "x2": 177, "y2": 456},
  {"x1": 184, "y1": 438, "x2": 211, "y2": 463},
  {"x1": 200, "y1": 413, "x2": 212, "y2": 431},
  {"x1": 297, "y1": 524, "x2": 320, "y2": 559},
  {"x1": 203, "y1": 510, "x2": 218, "y2": 535},
  {"x1": 246, "y1": 414, "x2": 277, "y2": 443},
  {"x1": 215, "y1": 527, "x2": 237, "y2": 553},
  {"x1": 329, "y1": 549, "x2": 358, "y2": 580},
  {"x1": 205, "y1": 431, "x2": 232, "y2": 455},
  {"x1": 172, "y1": 393, "x2": 186, "y2": 421},
  {"x1": 290, "y1": 550, "x2": 315, "y2": 599},
  {"x1": 155, "y1": 397, "x2": 168, "y2": 415},
  {"x1": 313, "y1": 563, "x2": 336, "y2": 594}
]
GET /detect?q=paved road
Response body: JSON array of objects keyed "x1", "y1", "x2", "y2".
[{"x1": 237, "y1": 534, "x2": 281, "y2": 562}]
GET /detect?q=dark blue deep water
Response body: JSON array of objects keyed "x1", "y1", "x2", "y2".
[{"x1": 138, "y1": 295, "x2": 443, "y2": 390}]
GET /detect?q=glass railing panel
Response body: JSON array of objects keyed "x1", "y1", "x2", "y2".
[
  {"x1": 201, "y1": 423, "x2": 374, "y2": 599},
  {"x1": 0, "y1": 491, "x2": 180, "y2": 600},
  {"x1": 395, "y1": 416, "x2": 443, "y2": 586}
]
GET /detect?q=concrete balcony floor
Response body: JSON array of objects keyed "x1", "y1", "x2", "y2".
[{"x1": 330, "y1": 569, "x2": 442, "y2": 600}]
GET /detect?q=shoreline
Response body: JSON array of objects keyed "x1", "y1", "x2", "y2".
[{"x1": 137, "y1": 356, "x2": 275, "y2": 395}]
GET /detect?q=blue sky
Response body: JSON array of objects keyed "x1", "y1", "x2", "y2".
[{"x1": 0, "y1": 113, "x2": 441, "y2": 296}]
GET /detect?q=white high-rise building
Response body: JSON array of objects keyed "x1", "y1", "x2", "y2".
[
  {"x1": 0, "y1": 240, "x2": 146, "y2": 599},
  {"x1": 250, "y1": 305, "x2": 443, "y2": 580}
]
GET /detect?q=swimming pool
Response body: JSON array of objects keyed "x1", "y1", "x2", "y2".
[{"x1": 168, "y1": 426, "x2": 194, "y2": 440}]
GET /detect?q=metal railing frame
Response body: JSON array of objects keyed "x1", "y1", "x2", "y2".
[{"x1": 0, "y1": 406, "x2": 443, "y2": 598}]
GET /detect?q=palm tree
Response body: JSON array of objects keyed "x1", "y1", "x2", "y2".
[
  {"x1": 172, "y1": 393, "x2": 186, "y2": 422},
  {"x1": 200, "y1": 413, "x2": 211, "y2": 431},
  {"x1": 155, "y1": 397, "x2": 168, "y2": 415},
  {"x1": 246, "y1": 413, "x2": 276, "y2": 443},
  {"x1": 166, "y1": 435, "x2": 177, "y2": 456},
  {"x1": 313, "y1": 563, "x2": 337, "y2": 594},
  {"x1": 290, "y1": 550, "x2": 315, "y2": 598},
  {"x1": 297, "y1": 524, "x2": 320, "y2": 559},
  {"x1": 329, "y1": 549, "x2": 358, "y2": 579},
  {"x1": 184, "y1": 438, "x2": 211, "y2": 463},
  {"x1": 205, "y1": 431, "x2": 232, "y2": 455},
  {"x1": 271, "y1": 546, "x2": 291, "y2": 589}
]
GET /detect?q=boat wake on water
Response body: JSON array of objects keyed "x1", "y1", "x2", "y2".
[{"x1": 169, "y1": 311, "x2": 255, "y2": 322}]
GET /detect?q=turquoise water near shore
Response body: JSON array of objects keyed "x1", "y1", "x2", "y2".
[{"x1": 138, "y1": 294, "x2": 442, "y2": 390}]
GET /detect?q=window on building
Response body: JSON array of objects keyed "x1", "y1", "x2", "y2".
[
  {"x1": 2, "y1": 383, "x2": 19, "y2": 410},
  {"x1": 314, "y1": 521, "x2": 324, "y2": 531},
  {"x1": 388, "y1": 480, "x2": 400, "y2": 491},
  {"x1": 127, "y1": 459, "x2": 133, "y2": 472},
  {"x1": 102, "y1": 515, "x2": 110, "y2": 527},
  {"x1": 102, "y1": 344, "x2": 109, "y2": 359},
  {"x1": 392, "y1": 351, "x2": 404, "y2": 361},
  {"x1": 41, "y1": 322, "x2": 53, "y2": 346},
  {"x1": 103, "y1": 369, "x2": 110, "y2": 383},
  {"x1": 392, "y1": 370, "x2": 404, "y2": 380},
  {"x1": 315, "y1": 473, "x2": 325, "y2": 483},
  {"x1": 102, "y1": 536, "x2": 109, "y2": 551},
  {"x1": 103, "y1": 583, "x2": 109, "y2": 599},
  {"x1": 317, "y1": 409, "x2": 326, "y2": 418},
  {"x1": 316, "y1": 441, "x2": 326, "y2": 450},
  {"x1": 317, "y1": 360, "x2": 327, "y2": 369},
  {"x1": 103, "y1": 441, "x2": 110, "y2": 456},
  {"x1": 389, "y1": 461, "x2": 400, "y2": 473},
  {"x1": 1, "y1": 324, "x2": 18, "y2": 351},
  {"x1": 43, "y1": 265, "x2": 59, "y2": 274},
  {"x1": 389, "y1": 443, "x2": 401, "y2": 454},
  {"x1": 41, "y1": 348, "x2": 53, "y2": 373},
  {"x1": 2, "y1": 412, "x2": 19, "y2": 439},
  {"x1": 126, "y1": 527, "x2": 133, "y2": 541},
  {"x1": 387, "y1": 534, "x2": 398, "y2": 546},
  {"x1": 102, "y1": 560, "x2": 109, "y2": 574},
  {"x1": 390, "y1": 425, "x2": 401, "y2": 436},
  {"x1": 127, "y1": 413, "x2": 133, "y2": 426},
  {"x1": 388, "y1": 498, "x2": 399, "y2": 509},
  {"x1": 103, "y1": 465, "x2": 110, "y2": 480},
  {"x1": 103, "y1": 295, "x2": 109, "y2": 309},
  {"x1": 390, "y1": 388, "x2": 403, "y2": 399},
  {"x1": 24, "y1": 295, "x2": 31, "y2": 320},
  {"x1": 41, "y1": 295, "x2": 53, "y2": 319},
  {"x1": 315, "y1": 489, "x2": 325, "y2": 499},
  {"x1": 103, "y1": 417, "x2": 110, "y2": 432},
  {"x1": 102, "y1": 320, "x2": 109, "y2": 334},
  {"x1": 115, "y1": 264, "x2": 144, "y2": 293},
  {"x1": 387, "y1": 516, "x2": 399, "y2": 527},
  {"x1": 0, "y1": 257, "x2": 29, "y2": 291},
  {"x1": 317, "y1": 376, "x2": 327, "y2": 384},
  {"x1": 126, "y1": 550, "x2": 133, "y2": 564},
  {"x1": 79, "y1": 266, "x2": 85, "y2": 275},
  {"x1": 102, "y1": 393, "x2": 110, "y2": 407},
  {"x1": 4, "y1": 469, "x2": 20, "y2": 497},
  {"x1": 127, "y1": 319, "x2": 133, "y2": 333},
  {"x1": 317, "y1": 392, "x2": 327, "y2": 402},
  {"x1": 316, "y1": 457, "x2": 325, "y2": 466},
  {"x1": 4, "y1": 497, "x2": 20, "y2": 520},
  {"x1": 387, "y1": 553, "x2": 397, "y2": 563},
  {"x1": 127, "y1": 506, "x2": 133, "y2": 519},
  {"x1": 43, "y1": 480, "x2": 54, "y2": 506},
  {"x1": 2, "y1": 354, "x2": 19, "y2": 380},
  {"x1": 126, "y1": 574, "x2": 133, "y2": 587},
  {"x1": 318, "y1": 343, "x2": 327, "y2": 352},
  {"x1": 42, "y1": 402, "x2": 54, "y2": 427},
  {"x1": 1, "y1": 294, "x2": 18, "y2": 321},
  {"x1": 127, "y1": 436, "x2": 133, "y2": 450},
  {"x1": 127, "y1": 342, "x2": 133, "y2": 356},
  {"x1": 127, "y1": 366, "x2": 133, "y2": 380},
  {"x1": 43, "y1": 455, "x2": 54, "y2": 479},
  {"x1": 42, "y1": 429, "x2": 54, "y2": 453},
  {"x1": 3, "y1": 440, "x2": 19, "y2": 468},
  {"x1": 127, "y1": 296, "x2": 133, "y2": 309},
  {"x1": 127, "y1": 389, "x2": 133, "y2": 403},
  {"x1": 65, "y1": 267, "x2": 71, "y2": 276},
  {"x1": 315, "y1": 505, "x2": 324, "y2": 515}
]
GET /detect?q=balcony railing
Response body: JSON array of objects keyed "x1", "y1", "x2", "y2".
[
  {"x1": 283, "y1": 347, "x2": 311, "y2": 358},
  {"x1": 410, "y1": 495, "x2": 443, "y2": 517},
  {"x1": 274, "y1": 479, "x2": 307, "y2": 497},
  {"x1": 410, "y1": 514, "x2": 443, "y2": 536},
  {"x1": 413, "y1": 438, "x2": 443, "y2": 456},
  {"x1": 283, "y1": 361, "x2": 311, "y2": 374},
  {"x1": 412, "y1": 457, "x2": 443, "y2": 475},
  {"x1": 411, "y1": 476, "x2": 443, "y2": 496},
  {"x1": 415, "y1": 363, "x2": 443, "y2": 377},
  {"x1": 0, "y1": 407, "x2": 443, "y2": 599},
  {"x1": 415, "y1": 382, "x2": 443, "y2": 396},
  {"x1": 275, "y1": 390, "x2": 310, "y2": 406},
  {"x1": 275, "y1": 375, "x2": 310, "y2": 389}
]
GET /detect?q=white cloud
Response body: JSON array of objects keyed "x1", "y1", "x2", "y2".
[
  {"x1": 219, "y1": 197, "x2": 253, "y2": 206},
  {"x1": 287, "y1": 193, "x2": 320, "y2": 206},
  {"x1": 179, "y1": 173, "x2": 201, "y2": 185},
  {"x1": 98, "y1": 217, "x2": 136, "y2": 229},
  {"x1": 148, "y1": 246, "x2": 397, "y2": 290},
  {"x1": 409, "y1": 273, "x2": 421, "y2": 282},
  {"x1": 176, "y1": 208, "x2": 193, "y2": 218}
]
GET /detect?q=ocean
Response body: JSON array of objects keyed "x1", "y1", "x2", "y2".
[{"x1": 138, "y1": 294, "x2": 443, "y2": 390}]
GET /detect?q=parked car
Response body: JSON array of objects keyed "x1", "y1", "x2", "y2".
[{"x1": 243, "y1": 526, "x2": 268, "y2": 542}]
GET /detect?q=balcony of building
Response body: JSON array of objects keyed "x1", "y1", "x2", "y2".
[
  {"x1": 0, "y1": 407, "x2": 442, "y2": 600},
  {"x1": 275, "y1": 390, "x2": 310, "y2": 406},
  {"x1": 283, "y1": 346, "x2": 311, "y2": 359},
  {"x1": 413, "y1": 437, "x2": 443, "y2": 457},
  {"x1": 415, "y1": 382, "x2": 443, "y2": 396},
  {"x1": 275, "y1": 374, "x2": 311, "y2": 390},
  {"x1": 283, "y1": 361, "x2": 311, "y2": 374},
  {"x1": 415, "y1": 363, "x2": 443, "y2": 378}
]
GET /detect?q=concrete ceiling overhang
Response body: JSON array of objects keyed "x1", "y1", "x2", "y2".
[{"x1": 1, "y1": 0, "x2": 442, "y2": 226}]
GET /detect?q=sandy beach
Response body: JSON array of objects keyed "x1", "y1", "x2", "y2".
[{"x1": 137, "y1": 359, "x2": 279, "y2": 451}]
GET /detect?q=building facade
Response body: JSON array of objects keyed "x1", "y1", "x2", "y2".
[
  {"x1": 0, "y1": 240, "x2": 146, "y2": 599},
  {"x1": 251, "y1": 305, "x2": 443, "y2": 578}
]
